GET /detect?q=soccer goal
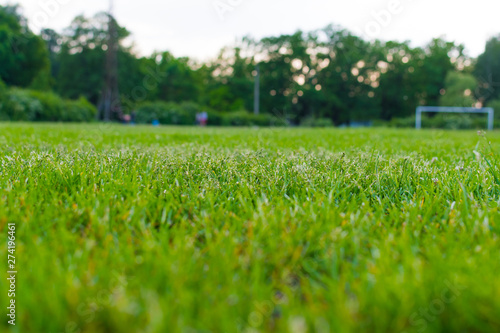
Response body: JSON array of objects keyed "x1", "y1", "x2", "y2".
[{"x1": 415, "y1": 106, "x2": 495, "y2": 130}]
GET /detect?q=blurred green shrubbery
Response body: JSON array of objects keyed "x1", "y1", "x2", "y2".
[
  {"x1": 206, "y1": 110, "x2": 224, "y2": 126},
  {"x1": 0, "y1": 78, "x2": 6, "y2": 96},
  {"x1": 377, "y1": 114, "x2": 489, "y2": 129},
  {"x1": 29, "y1": 90, "x2": 64, "y2": 121},
  {"x1": 0, "y1": 89, "x2": 291, "y2": 127},
  {"x1": 487, "y1": 99, "x2": 500, "y2": 120},
  {"x1": 0, "y1": 87, "x2": 96, "y2": 122},
  {"x1": 134, "y1": 102, "x2": 279, "y2": 127},
  {"x1": 134, "y1": 101, "x2": 196, "y2": 125},
  {"x1": 221, "y1": 111, "x2": 274, "y2": 127},
  {"x1": 62, "y1": 97, "x2": 98, "y2": 122},
  {"x1": 0, "y1": 89, "x2": 42, "y2": 121},
  {"x1": 300, "y1": 117, "x2": 335, "y2": 127}
]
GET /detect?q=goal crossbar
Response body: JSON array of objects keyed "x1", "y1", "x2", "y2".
[{"x1": 416, "y1": 106, "x2": 494, "y2": 130}]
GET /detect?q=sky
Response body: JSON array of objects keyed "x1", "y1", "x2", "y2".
[{"x1": 3, "y1": 0, "x2": 499, "y2": 60}]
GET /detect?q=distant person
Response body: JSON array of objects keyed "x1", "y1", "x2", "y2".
[
  {"x1": 123, "y1": 114, "x2": 131, "y2": 124},
  {"x1": 195, "y1": 113, "x2": 201, "y2": 125},
  {"x1": 199, "y1": 111, "x2": 208, "y2": 126}
]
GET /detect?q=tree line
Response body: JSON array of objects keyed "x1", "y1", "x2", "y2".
[{"x1": 1, "y1": 4, "x2": 500, "y2": 126}]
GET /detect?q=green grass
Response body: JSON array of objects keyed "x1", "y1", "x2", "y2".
[{"x1": 1, "y1": 123, "x2": 500, "y2": 333}]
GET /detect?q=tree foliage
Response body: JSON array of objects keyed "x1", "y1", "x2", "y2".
[
  {"x1": 1, "y1": 4, "x2": 499, "y2": 125},
  {"x1": 475, "y1": 36, "x2": 500, "y2": 104},
  {"x1": 0, "y1": 5, "x2": 50, "y2": 88},
  {"x1": 439, "y1": 72, "x2": 478, "y2": 107}
]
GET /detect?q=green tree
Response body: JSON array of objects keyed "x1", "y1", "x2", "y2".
[
  {"x1": 378, "y1": 38, "x2": 461, "y2": 120},
  {"x1": 201, "y1": 44, "x2": 254, "y2": 112},
  {"x1": 324, "y1": 27, "x2": 382, "y2": 123},
  {"x1": 151, "y1": 52, "x2": 202, "y2": 104},
  {"x1": 418, "y1": 38, "x2": 461, "y2": 106},
  {"x1": 41, "y1": 28, "x2": 62, "y2": 80},
  {"x1": 439, "y1": 72, "x2": 477, "y2": 107},
  {"x1": 0, "y1": 5, "x2": 50, "y2": 88},
  {"x1": 252, "y1": 31, "x2": 311, "y2": 122},
  {"x1": 475, "y1": 36, "x2": 500, "y2": 104},
  {"x1": 56, "y1": 13, "x2": 139, "y2": 105}
]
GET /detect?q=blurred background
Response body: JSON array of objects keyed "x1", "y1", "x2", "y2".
[{"x1": 1, "y1": 0, "x2": 499, "y2": 128}]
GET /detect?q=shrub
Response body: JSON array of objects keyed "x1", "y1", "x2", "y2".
[
  {"x1": 222, "y1": 111, "x2": 274, "y2": 127},
  {"x1": 173, "y1": 102, "x2": 225, "y2": 125},
  {"x1": 0, "y1": 88, "x2": 96, "y2": 122},
  {"x1": 28, "y1": 90, "x2": 64, "y2": 121},
  {"x1": 0, "y1": 88, "x2": 42, "y2": 121},
  {"x1": 388, "y1": 117, "x2": 416, "y2": 128},
  {"x1": 487, "y1": 99, "x2": 500, "y2": 120},
  {"x1": 0, "y1": 79, "x2": 7, "y2": 120},
  {"x1": 206, "y1": 110, "x2": 224, "y2": 126},
  {"x1": 300, "y1": 117, "x2": 334, "y2": 127},
  {"x1": 0, "y1": 78, "x2": 6, "y2": 95},
  {"x1": 134, "y1": 102, "x2": 158, "y2": 124},
  {"x1": 437, "y1": 115, "x2": 473, "y2": 130},
  {"x1": 422, "y1": 114, "x2": 487, "y2": 130},
  {"x1": 134, "y1": 101, "x2": 196, "y2": 125},
  {"x1": 178, "y1": 101, "x2": 202, "y2": 118},
  {"x1": 387, "y1": 115, "x2": 487, "y2": 129},
  {"x1": 134, "y1": 101, "x2": 227, "y2": 126},
  {"x1": 62, "y1": 97, "x2": 97, "y2": 122}
]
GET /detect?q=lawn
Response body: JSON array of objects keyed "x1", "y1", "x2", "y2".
[{"x1": 1, "y1": 123, "x2": 500, "y2": 333}]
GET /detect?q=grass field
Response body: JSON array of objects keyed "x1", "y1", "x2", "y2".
[{"x1": 1, "y1": 123, "x2": 500, "y2": 333}]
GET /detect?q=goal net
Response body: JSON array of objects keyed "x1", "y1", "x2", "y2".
[{"x1": 416, "y1": 106, "x2": 495, "y2": 130}]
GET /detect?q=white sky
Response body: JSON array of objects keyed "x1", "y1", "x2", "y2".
[{"x1": 3, "y1": 0, "x2": 499, "y2": 60}]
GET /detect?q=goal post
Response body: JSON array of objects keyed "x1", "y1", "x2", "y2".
[{"x1": 416, "y1": 106, "x2": 495, "y2": 131}]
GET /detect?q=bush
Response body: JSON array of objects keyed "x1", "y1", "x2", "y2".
[
  {"x1": 386, "y1": 115, "x2": 487, "y2": 129},
  {"x1": 0, "y1": 88, "x2": 96, "y2": 122},
  {"x1": 134, "y1": 102, "x2": 277, "y2": 127},
  {"x1": 135, "y1": 101, "x2": 196, "y2": 125},
  {"x1": 437, "y1": 115, "x2": 473, "y2": 130},
  {"x1": 62, "y1": 97, "x2": 97, "y2": 122},
  {"x1": 206, "y1": 110, "x2": 224, "y2": 126},
  {"x1": 28, "y1": 90, "x2": 64, "y2": 121},
  {"x1": 487, "y1": 99, "x2": 500, "y2": 119},
  {"x1": 0, "y1": 89, "x2": 42, "y2": 121},
  {"x1": 0, "y1": 78, "x2": 6, "y2": 95},
  {"x1": 388, "y1": 117, "x2": 416, "y2": 128},
  {"x1": 0, "y1": 79, "x2": 8, "y2": 120},
  {"x1": 222, "y1": 111, "x2": 274, "y2": 126},
  {"x1": 178, "y1": 101, "x2": 202, "y2": 118},
  {"x1": 300, "y1": 117, "x2": 334, "y2": 127},
  {"x1": 422, "y1": 114, "x2": 487, "y2": 130},
  {"x1": 134, "y1": 102, "x2": 158, "y2": 124}
]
